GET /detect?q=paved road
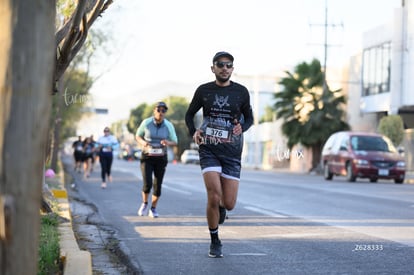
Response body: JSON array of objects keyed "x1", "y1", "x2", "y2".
[{"x1": 64, "y1": 155, "x2": 414, "y2": 275}]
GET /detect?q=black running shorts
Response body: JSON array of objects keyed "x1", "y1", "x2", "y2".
[{"x1": 198, "y1": 145, "x2": 241, "y2": 181}]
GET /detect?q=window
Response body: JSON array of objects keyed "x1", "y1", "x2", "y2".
[
  {"x1": 339, "y1": 136, "x2": 348, "y2": 151},
  {"x1": 351, "y1": 135, "x2": 394, "y2": 152},
  {"x1": 362, "y1": 42, "x2": 391, "y2": 96}
]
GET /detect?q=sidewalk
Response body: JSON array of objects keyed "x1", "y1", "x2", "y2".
[
  {"x1": 48, "y1": 166, "x2": 92, "y2": 275},
  {"x1": 406, "y1": 171, "x2": 414, "y2": 184}
]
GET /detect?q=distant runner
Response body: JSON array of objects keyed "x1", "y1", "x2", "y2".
[
  {"x1": 136, "y1": 101, "x2": 178, "y2": 218},
  {"x1": 97, "y1": 127, "x2": 119, "y2": 189}
]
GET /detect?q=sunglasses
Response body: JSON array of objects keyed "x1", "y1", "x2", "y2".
[
  {"x1": 104, "y1": 129, "x2": 110, "y2": 132},
  {"x1": 157, "y1": 108, "x2": 167, "y2": 113},
  {"x1": 215, "y1": 61, "x2": 233, "y2": 69}
]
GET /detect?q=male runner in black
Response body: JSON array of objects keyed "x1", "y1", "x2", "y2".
[
  {"x1": 72, "y1": 135, "x2": 84, "y2": 173},
  {"x1": 185, "y1": 51, "x2": 253, "y2": 258}
]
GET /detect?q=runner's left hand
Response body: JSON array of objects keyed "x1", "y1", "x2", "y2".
[{"x1": 233, "y1": 122, "x2": 242, "y2": 136}]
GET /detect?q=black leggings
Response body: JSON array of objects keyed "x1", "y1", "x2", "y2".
[
  {"x1": 140, "y1": 156, "x2": 168, "y2": 197},
  {"x1": 99, "y1": 153, "x2": 113, "y2": 182}
]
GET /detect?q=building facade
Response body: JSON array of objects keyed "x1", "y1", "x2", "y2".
[{"x1": 346, "y1": 1, "x2": 414, "y2": 170}]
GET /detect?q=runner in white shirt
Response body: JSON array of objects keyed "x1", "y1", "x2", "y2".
[{"x1": 97, "y1": 127, "x2": 119, "y2": 189}]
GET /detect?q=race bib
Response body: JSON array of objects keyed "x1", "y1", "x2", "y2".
[
  {"x1": 149, "y1": 148, "x2": 163, "y2": 155},
  {"x1": 102, "y1": 146, "x2": 112, "y2": 152},
  {"x1": 205, "y1": 123, "x2": 232, "y2": 143},
  {"x1": 145, "y1": 146, "x2": 166, "y2": 156},
  {"x1": 206, "y1": 127, "x2": 229, "y2": 139}
]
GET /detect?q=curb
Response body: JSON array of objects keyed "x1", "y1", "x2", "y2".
[{"x1": 52, "y1": 180, "x2": 93, "y2": 275}]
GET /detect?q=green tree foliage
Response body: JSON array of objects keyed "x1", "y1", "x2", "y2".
[
  {"x1": 49, "y1": 1, "x2": 113, "y2": 170},
  {"x1": 274, "y1": 59, "x2": 350, "y2": 171},
  {"x1": 56, "y1": 0, "x2": 76, "y2": 19},
  {"x1": 54, "y1": 0, "x2": 113, "y2": 82},
  {"x1": 53, "y1": 69, "x2": 93, "y2": 139},
  {"x1": 165, "y1": 96, "x2": 193, "y2": 157},
  {"x1": 110, "y1": 119, "x2": 126, "y2": 139},
  {"x1": 377, "y1": 115, "x2": 404, "y2": 146},
  {"x1": 259, "y1": 105, "x2": 276, "y2": 123},
  {"x1": 127, "y1": 96, "x2": 192, "y2": 157},
  {"x1": 127, "y1": 103, "x2": 149, "y2": 134}
]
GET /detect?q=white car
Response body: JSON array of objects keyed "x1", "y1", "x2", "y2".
[{"x1": 180, "y1": 149, "x2": 200, "y2": 164}]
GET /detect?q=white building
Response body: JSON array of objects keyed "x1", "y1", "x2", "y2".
[{"x1": 346, "y1": 1, "x2": 414, "y2": 170}]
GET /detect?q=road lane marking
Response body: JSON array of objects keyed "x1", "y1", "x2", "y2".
[
  {"x1": 113, "y1": 167, "x2": 141, "y2": 180},
  {"x1": 163, "y1": 185, "x2": 192, "y2": 195},
  {"x1": 244, "y1": 206, "x2": 288, "y2": 218},
  {"x1": 228, "y1": 253, "x2": 267, "y2": 256}
]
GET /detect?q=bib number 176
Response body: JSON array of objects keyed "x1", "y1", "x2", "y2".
[{"x1": 206, "y1": 127, "x2": 228, "y2": 139}]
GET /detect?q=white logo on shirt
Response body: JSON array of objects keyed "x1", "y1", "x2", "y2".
[{"x1": 213, "y1": 95, "x2": 230, "y2": 109}]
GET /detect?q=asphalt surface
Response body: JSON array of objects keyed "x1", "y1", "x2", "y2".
[{"x1": 62, "y1": 154, "x2": 414, "y2": 275}]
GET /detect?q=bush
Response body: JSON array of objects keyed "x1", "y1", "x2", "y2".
[{"x1": 377, "y1": 115, "x2": 404, "y2": 146}]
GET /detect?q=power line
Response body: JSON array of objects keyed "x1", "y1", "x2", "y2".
[{"x1": 308, "y1": 0, "x2": 343, "y2": 90}]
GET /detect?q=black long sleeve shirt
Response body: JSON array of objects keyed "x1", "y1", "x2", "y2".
[{"x1": 185, "y1": 81, "x2": 254, "y2": 156}]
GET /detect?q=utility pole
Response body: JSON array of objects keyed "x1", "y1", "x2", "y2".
[
  {"x1": 308, "y1": 0, "x2": 343, "y2": 91},
  {"x1": 323, "y1": 0, "x2": 328, "y2": 79}
]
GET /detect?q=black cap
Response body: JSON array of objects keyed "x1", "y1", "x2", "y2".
[
  {"x1": 212, "y1": 51, "x2": 234, "y2": 63},
  {"x1": 155, "y1": 101, "x2": 168, "y2": 110}
]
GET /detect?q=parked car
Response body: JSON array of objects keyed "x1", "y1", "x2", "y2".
[
  {"x1": 132, "y1": 148, "x2": 142, "y2": 160},
  {"x1": 119, "y1": 145, "x2": 142, "y2": 161},
  {"x1": 321, "y1": 131, "x2": 405, "y2": 183},
  {"x1": 181, "y1": 149, "x2": 200, "y2": 164}
]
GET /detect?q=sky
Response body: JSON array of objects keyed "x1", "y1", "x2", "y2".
[{"x1": 78, "y1": 0, "x2": 402, "y2": 135}]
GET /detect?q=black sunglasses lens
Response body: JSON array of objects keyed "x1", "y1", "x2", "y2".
[
  {"x1": 157, "y1": 108, "x2": 167, "y2": 113},
  {"x1": 216, "y1": 62, "x2": 232, "y2": 69}
]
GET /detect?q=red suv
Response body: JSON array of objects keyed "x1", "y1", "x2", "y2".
[{"x1": 321, "y1": 131, "x2": 405, "y2": 183}]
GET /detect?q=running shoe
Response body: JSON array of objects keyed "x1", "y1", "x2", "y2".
[
  {"x1": 219, "y1": 206, "x2": 226, "y2": 224},
  {"x1": 209, "y1": 240, "x2": 223, "y2": 258},
  {"x1": 101, "y1": 182, "x2": 106, "y2": 189},
  {"x1": 149, "y1": 207, "x2": 159, "y2": 218},
  {"x1": 137, "y1": 203, "x2": 149, "y2": 216}
]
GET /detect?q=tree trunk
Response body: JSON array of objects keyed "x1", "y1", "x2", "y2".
[
  {"x1": 311, "y1": 142, "x2": 323, "y2": 173},
  {"x1": 0, "y1": 1, "x2": 55, "y2": 274},
  {"x1": 50, "y1": 79, "x2": 65, "y2": 171}
]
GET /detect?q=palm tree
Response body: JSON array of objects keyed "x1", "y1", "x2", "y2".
[{"x1": 274, "y1": 59, "x2": 350, "y2": 171}]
